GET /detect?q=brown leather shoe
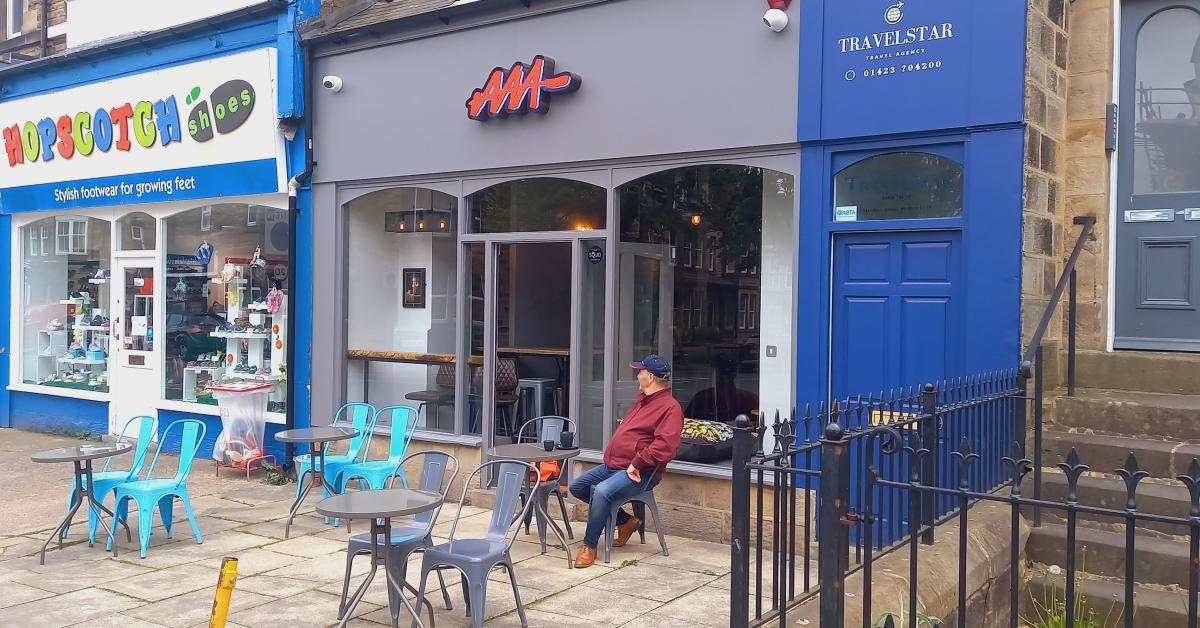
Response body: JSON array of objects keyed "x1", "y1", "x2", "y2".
[
  {"x1": 575, "y1": 545, "x2": 597, "y2": 568},
  {"x1": 613, "y1": 515, "x2": 641, "y2": 547}
]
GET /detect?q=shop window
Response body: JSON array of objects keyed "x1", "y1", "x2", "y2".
[
  {"x1": 117, "y1": 212, "x2": 157, "y2": 251},
  {"x1": 346, "y1": 188, "x2": 460, "y2": 433},
  {"x1": 163, "y1": 204, "x2": 289, "y2": 413},
  {"x1": 468, "y1": 177, "x2": 605, "y2": 233},
  {"x1": 19, "y1": 216, "x2": 112, "y2": 392},
  {"x1": 834, "y1": 152, "x2": 963, "y2": 221},
  {"x1": 616, "y1": 164, "x2": 795, "y2": 467},
  {"x1": 1132, "y1": 7, "x2": 1200, "y2": 193}
]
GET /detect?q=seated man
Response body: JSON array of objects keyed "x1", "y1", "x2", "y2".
[{"x1": 569, "y1": 354, "x2": 684, "y2": 567}]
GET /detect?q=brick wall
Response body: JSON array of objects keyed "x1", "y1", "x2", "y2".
[{"x1": 9, "y1": 0, "x2": 67, "y2": 58}]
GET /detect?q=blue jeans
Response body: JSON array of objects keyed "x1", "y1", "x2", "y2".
[{"x1": 569, "y1": 465, "x2": 661, "y2": 549}]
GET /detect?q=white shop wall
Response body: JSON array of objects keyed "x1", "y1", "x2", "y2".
[{"x1": 758, "y1": 172, "x2": 796, "y2": 421}]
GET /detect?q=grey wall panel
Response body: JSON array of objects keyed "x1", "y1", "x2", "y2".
[
  {"x1": 312, "y1": 0, "x2": 800, "y2": 183},
  {"x1": 310, "y1": 181, "x2": 345, "y2": 424}
]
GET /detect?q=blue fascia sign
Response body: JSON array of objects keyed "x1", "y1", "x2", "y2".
[{"x1": 800, "y1": 0, "x2": 1026, "y2": 140}]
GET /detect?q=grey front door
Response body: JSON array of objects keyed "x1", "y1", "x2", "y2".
[{"x1": 1115, "y1": 0, "x2": 1200, "y2": 350}]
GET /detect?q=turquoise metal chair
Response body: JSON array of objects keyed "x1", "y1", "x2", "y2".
[
  {"x1": 106, "y1": 419, "x2": 206, "y2": 559},
  {"x1": 336, "y1": 405, "x2": 420, "y2": 493},
  {"x1": 63, "y1": 415, "x2": 158, "y2": 544},
  {"x1": 294, "y1": 402, "x2": 376, "y2": 524}
]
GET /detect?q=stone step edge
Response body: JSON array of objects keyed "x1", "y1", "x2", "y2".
[
  {"x1": 1025, "y1": 564, "x2": 1188, "y2": 625},
  {"x1": 1027, "y1": 523, "x2": 1190, "y2": 588}
]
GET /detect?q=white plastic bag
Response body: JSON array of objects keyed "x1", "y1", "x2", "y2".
[{"x1": 211, "y1": 382, "x2": 273, "y2": 466}]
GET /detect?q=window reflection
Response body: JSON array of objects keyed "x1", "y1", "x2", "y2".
[
  {"x1": 469, "y1": 178, "x2": 606, "y2": 233},
  {"x1": 834, "y1": 152, "x2": 963, "y2": 221},
  {"x1": 1133, "y1": 8, "x2": 1200, "y2": 193}
]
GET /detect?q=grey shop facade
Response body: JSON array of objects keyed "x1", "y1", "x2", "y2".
[
  {"x1": 302, "y1": 0, "x2": 1026, "y2": 519},
  {"x1": 304, "y1": 0, "x2": 802, "y2": 492}
]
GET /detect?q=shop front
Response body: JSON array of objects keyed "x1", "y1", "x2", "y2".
[
  {"x1": 0, "y1": 44, "x2": 307, "y2": 458},
  {"x1": 307, "y1": 0, "x2": 801, "y2": 511}
]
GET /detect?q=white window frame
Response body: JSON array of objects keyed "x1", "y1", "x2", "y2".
[
  {"x1": 55, "y1": 218, "x2": 88, "y2": 255},
  {"x1": 7, "y1": 0, "x2": 26, "y2": 38}
]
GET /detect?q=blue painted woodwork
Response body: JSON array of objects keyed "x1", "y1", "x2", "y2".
[
  {"x1": 798, "y1": 0, "x2": 1027, "y2": 141},
  {"x1": 831, "y1": 230, "x2": 963, "y2": 398},
  {"x1": 9, "y1": 391, "x2": 108, "y2": 436}
]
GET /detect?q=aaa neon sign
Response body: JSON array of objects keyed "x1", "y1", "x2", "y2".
[{"x1": 465, "y1": 55, "x2": 580, "y2": 122}]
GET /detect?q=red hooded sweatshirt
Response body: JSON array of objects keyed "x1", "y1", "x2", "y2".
[{"x1": 604, "y1": 389, "x2": 684, "y2": 477}]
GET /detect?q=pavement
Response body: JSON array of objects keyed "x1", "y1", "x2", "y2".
[{"x1": 0, "y1": 429, "x2": 733, "y2": 627}]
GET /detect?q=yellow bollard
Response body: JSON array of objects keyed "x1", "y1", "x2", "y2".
[{"x1": 208, "y1": 556, "x2": 239, "y2": 628}]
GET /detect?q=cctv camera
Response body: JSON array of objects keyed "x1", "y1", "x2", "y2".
[
  {"x1": 322, "y1": 75, "x2": 344, "y2": 93},
  {"x1": 763, "y1": 8, "x2": 788, "y2": 32}
]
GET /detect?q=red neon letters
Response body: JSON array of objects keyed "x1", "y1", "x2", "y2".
[{"x1": 465, "y1": 55, "x2": 580, "y2": 122}]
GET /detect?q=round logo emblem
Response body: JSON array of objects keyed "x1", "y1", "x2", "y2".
[
  {"x1": 884, "y1": 1, "x2": 904, "y2": 24},
  {"x1": 587, "y1": 246, "x2": 604, "y2": 264}
]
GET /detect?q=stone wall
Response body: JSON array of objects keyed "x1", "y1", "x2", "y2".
[{"x1": 7, "y1": 0, "x2": 68, "y2": 59}]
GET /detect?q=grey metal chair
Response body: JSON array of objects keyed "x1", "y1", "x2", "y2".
[
  {"x1": 602, "y1": 489, "x2": 670, "y2": 564},
  {"x1": 339, "y1": 451, "x2": 460, "y2": 623},
  {"x1": 410, "y1": 459, "x2": 540, "y2": 628},
  {"x1": 513, "y1": 416, "x2": 575, "y2": 548}
]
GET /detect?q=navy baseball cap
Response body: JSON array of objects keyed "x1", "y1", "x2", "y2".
[{"x1": 630, "y1": 354, "x2": 671, "y2": 379}]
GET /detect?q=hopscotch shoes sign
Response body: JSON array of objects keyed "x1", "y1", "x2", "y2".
[{"x1": 0, "y1": 48, "x2": 286, "y2": 212}]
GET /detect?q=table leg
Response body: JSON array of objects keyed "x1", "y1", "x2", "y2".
[
  {"x1": 534, "y1": 486, "x2": 574, "y2": 569},
  {"x1": 81, "y1": 460, "x2": 118, "y2": 557},
  {"x1": 284, "y1": 443, "x2": 321, "y2": 538},
  {"x1": 40, "y1": 462, "x2": 86, "y2": 565},
  {"x1": 337, "y1": 517, "x2": 377, "y2": 626},
  {"x1": 381, "y1": 517, "x2": 429, "y2": 628}
]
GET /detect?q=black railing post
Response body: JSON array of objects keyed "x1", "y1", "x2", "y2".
[
  {"x1": 920, "y1": 383, "x2": 938, "y2": 544},
  {"x1": 818, "y1": 422, "x2": 850, "y2": 628},
  {"x1": 730, "y1": 415, "x2": 754, "y2": 628},
  {"x1": 1068, "y1": 268, "x2": 1077, "y2": 397},
  {"x1": 1034, "y1": 346, "x2": 1045, "y2": 527}
]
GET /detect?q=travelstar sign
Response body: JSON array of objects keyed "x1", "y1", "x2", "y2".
[
  {"x1": 465, "y1": 55, "x2": 580, "y2": 122},
  {"x1": 0, "y1": 48, "x2": 286, "y2": 212}
]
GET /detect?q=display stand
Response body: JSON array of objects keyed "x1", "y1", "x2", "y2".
[
  {"x1": 46, "y1": 293, "x2": 110, "y2": 388},
  {"x1": 210, "y1": 381, "x2": 275, "y2": 479}
]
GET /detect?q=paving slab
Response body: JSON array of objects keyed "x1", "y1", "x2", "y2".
[
  {"x1": 101, "y1": 562, "x2": 222, "y2": 602},
  {"x1": 361, "y1": 580, "x2": 554, "y2": 626},
  {"x1": 0, "y1": 579, "x2": 55, "y2": 608},
  {"x1": 123, "y1": 585, "x2": 274, "y2": 627},
  {"x1": 642, "y1": 538, "x2": 731, "y2": 575},
  {"x1": 585, "y1": 563, "x2": 717, "y2": 603},
  {"x1": 486, "y1": 554, "x2": 613, "y2": 593},
  {"x1": 235, "y1": 573, "x2": 326, "y2": 598},
  {"x1": 530, "y1": 584, "x2": 665, "y2": 625},
  {"x1": 67, "y1": 613, "x2": 168, "y2": 627},
  {"x1": 11, "y1": 556, "x2": 154, "y2": 593},
  {"x1": 191, "y1": 547, "x2": 306, "y2": 576},
  {"x1": 262, "y1": 535, "x2": 348, "y2": 558},
  {"x1": 0, "y1": 586, "x2": 144, "y2": 628},
  {"x1": 644, "y1": 583, "x2": 732, "y2": 627},
  {"x1": 232, "y1": 589, "x2": 381, "y2": 626}
]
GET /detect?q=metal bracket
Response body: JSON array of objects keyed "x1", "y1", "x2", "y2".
[{"x1": 1105, "y1": 103, "x2": 1118, "y2": 152}]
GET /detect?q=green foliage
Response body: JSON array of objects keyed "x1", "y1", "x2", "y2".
[
  {"x1": 873, "y1": 594, "x2": 942, "y2": 627},
  {"x1": 619, "y1": 559, "x2": 639, "y2": 569},
  {"x1": 1022, "y1": 550, "x2": 1124, "y2": 628}
]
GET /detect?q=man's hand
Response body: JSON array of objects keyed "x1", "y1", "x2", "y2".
[{"x1": 626, "y1": 464, "x2": 642, "y2": 483}]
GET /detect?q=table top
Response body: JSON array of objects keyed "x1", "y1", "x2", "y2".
[
  {"x1": 275, "y1": 426, "x2": 359, "y2": 444},
  {"x1": 315, "y1": 488, "x2": 442, "y2": 519},
  {"x1": 489, "y1": 442, "x2": 582, "y2": 462},
  {"x1": 31, "y1": 442, "x2": 133, "y2": 463}
]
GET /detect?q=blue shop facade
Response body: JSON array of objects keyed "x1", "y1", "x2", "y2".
[
  {"x1": 796, "y1": 0, "x2": 1028, "y2": 404},
  {"x1": 0, "y1": 2, "x2": 317, "y2": 461}
]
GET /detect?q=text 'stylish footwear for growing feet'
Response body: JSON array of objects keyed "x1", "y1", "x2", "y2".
[
  {"x1": 613, "y1": 515, "x2": 641, "y2": 548},
  {"x1": 575, "y1": 544, "x2": 597, "y2": 568}
]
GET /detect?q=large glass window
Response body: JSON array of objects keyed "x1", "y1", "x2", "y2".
[
  {"x1": 1133, "y1": 7, "x2": 1200, "y2": 193},
  {"x1": 834, "y1": 152, "x2": 963, "y2": 221},
  {"x1": 163, "y1": 204, "x2": 289, "y2": 413},
  {"x1": 117, "y1": 212, "x2": 156, "y2": 251},
  {"x1": 346, "y1": 188, "x2": 460, "y2": 432},
  {"x1": 468, "y1": 178, "x2": 606, "y2": 233},
  {"x1": 20, "y1": 216, "x2": 111, "y2": 391},
  {"x1": 616, "y1": 164, "x2": 795, "y2": 467}
]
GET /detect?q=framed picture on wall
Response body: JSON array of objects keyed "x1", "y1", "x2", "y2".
[{"x1": 402, "y1": 268, "x2": 426, "y2": 308}]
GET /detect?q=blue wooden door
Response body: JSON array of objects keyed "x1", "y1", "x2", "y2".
[{"x1": 831, "y1": 230, "x2": 964, "y2": 400}]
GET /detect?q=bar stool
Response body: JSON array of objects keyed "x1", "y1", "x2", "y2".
[{"x1": 517, "y1": 378, "x2": 557, "y2": 424}]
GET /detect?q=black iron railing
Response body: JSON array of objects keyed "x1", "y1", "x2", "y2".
[{"x1": 729, "y1": 372, "x2": 1023, "y2": 627}]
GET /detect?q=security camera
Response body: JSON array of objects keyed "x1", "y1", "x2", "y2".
[
  {"x1": 763, "y1": 8, "x2": 788, "y2": 32},
  {"x1": 322, "y1": 75, "x2": 344, "y2": 93}
]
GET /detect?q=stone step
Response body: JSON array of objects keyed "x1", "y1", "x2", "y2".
[
  {"x1": 1051, "y1": 388, "x2": 1200, "y2": 442},
  {"x1": 1025, "y1": 567, "x2": 1189, "y2": 627},
  {"x1": 1036, "y1": 429, "x2": 1200, "y2": 480},
  {"x1": 1027, "y1": 523, "x2": 1189, "y2": 588},
  {"x1": 1027, "y1": 472, "x2": 1192, "y2": 536},
  {"x1": 1074, "y1": 349, "x2": 1200, "y2": 394}
]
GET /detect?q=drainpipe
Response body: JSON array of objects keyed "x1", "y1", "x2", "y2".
[
  {"x1": 284, "y1": 40, "x2": 315, "y2": 466},
  {"x1": 39, "y1": 0, "x2": 48, "y2": 58}
]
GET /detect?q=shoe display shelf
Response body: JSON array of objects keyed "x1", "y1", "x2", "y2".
[{"x1": 208, "y1": 263, "x2": 287, "y2": 409}]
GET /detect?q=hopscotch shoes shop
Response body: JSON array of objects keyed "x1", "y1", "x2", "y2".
[{"x1": 0, "y1": 48, "x2": 296, "y2": 439}]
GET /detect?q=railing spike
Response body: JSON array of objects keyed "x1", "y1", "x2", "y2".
[
  {"x1": 1114, "y1": 452, "x2": 1149, "y2": 511},
  {"x1": 1176, "y1": 458, "x2": 1200, "y2": 519},
  {"x1": 1057, "y1": 447, "x2": 1090, "y2": 504}
]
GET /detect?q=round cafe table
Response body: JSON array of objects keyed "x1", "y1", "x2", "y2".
[
  {"x1": 31, "y1": 443, "x2": 134, "y2": 564},
  {"x1": 275, "y1": 426, "x2": 359, "y2": 537},
  {"x1": 316, "y1": 489, "x2": 442, "y2": 628},
  {"x1": 489, "y1": 442, "x2": 580, "y2": 568}
]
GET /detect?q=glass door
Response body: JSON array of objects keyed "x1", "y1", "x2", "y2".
[{"x1": 111, "y1": 258, "x2": 160, "y2": 427}]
